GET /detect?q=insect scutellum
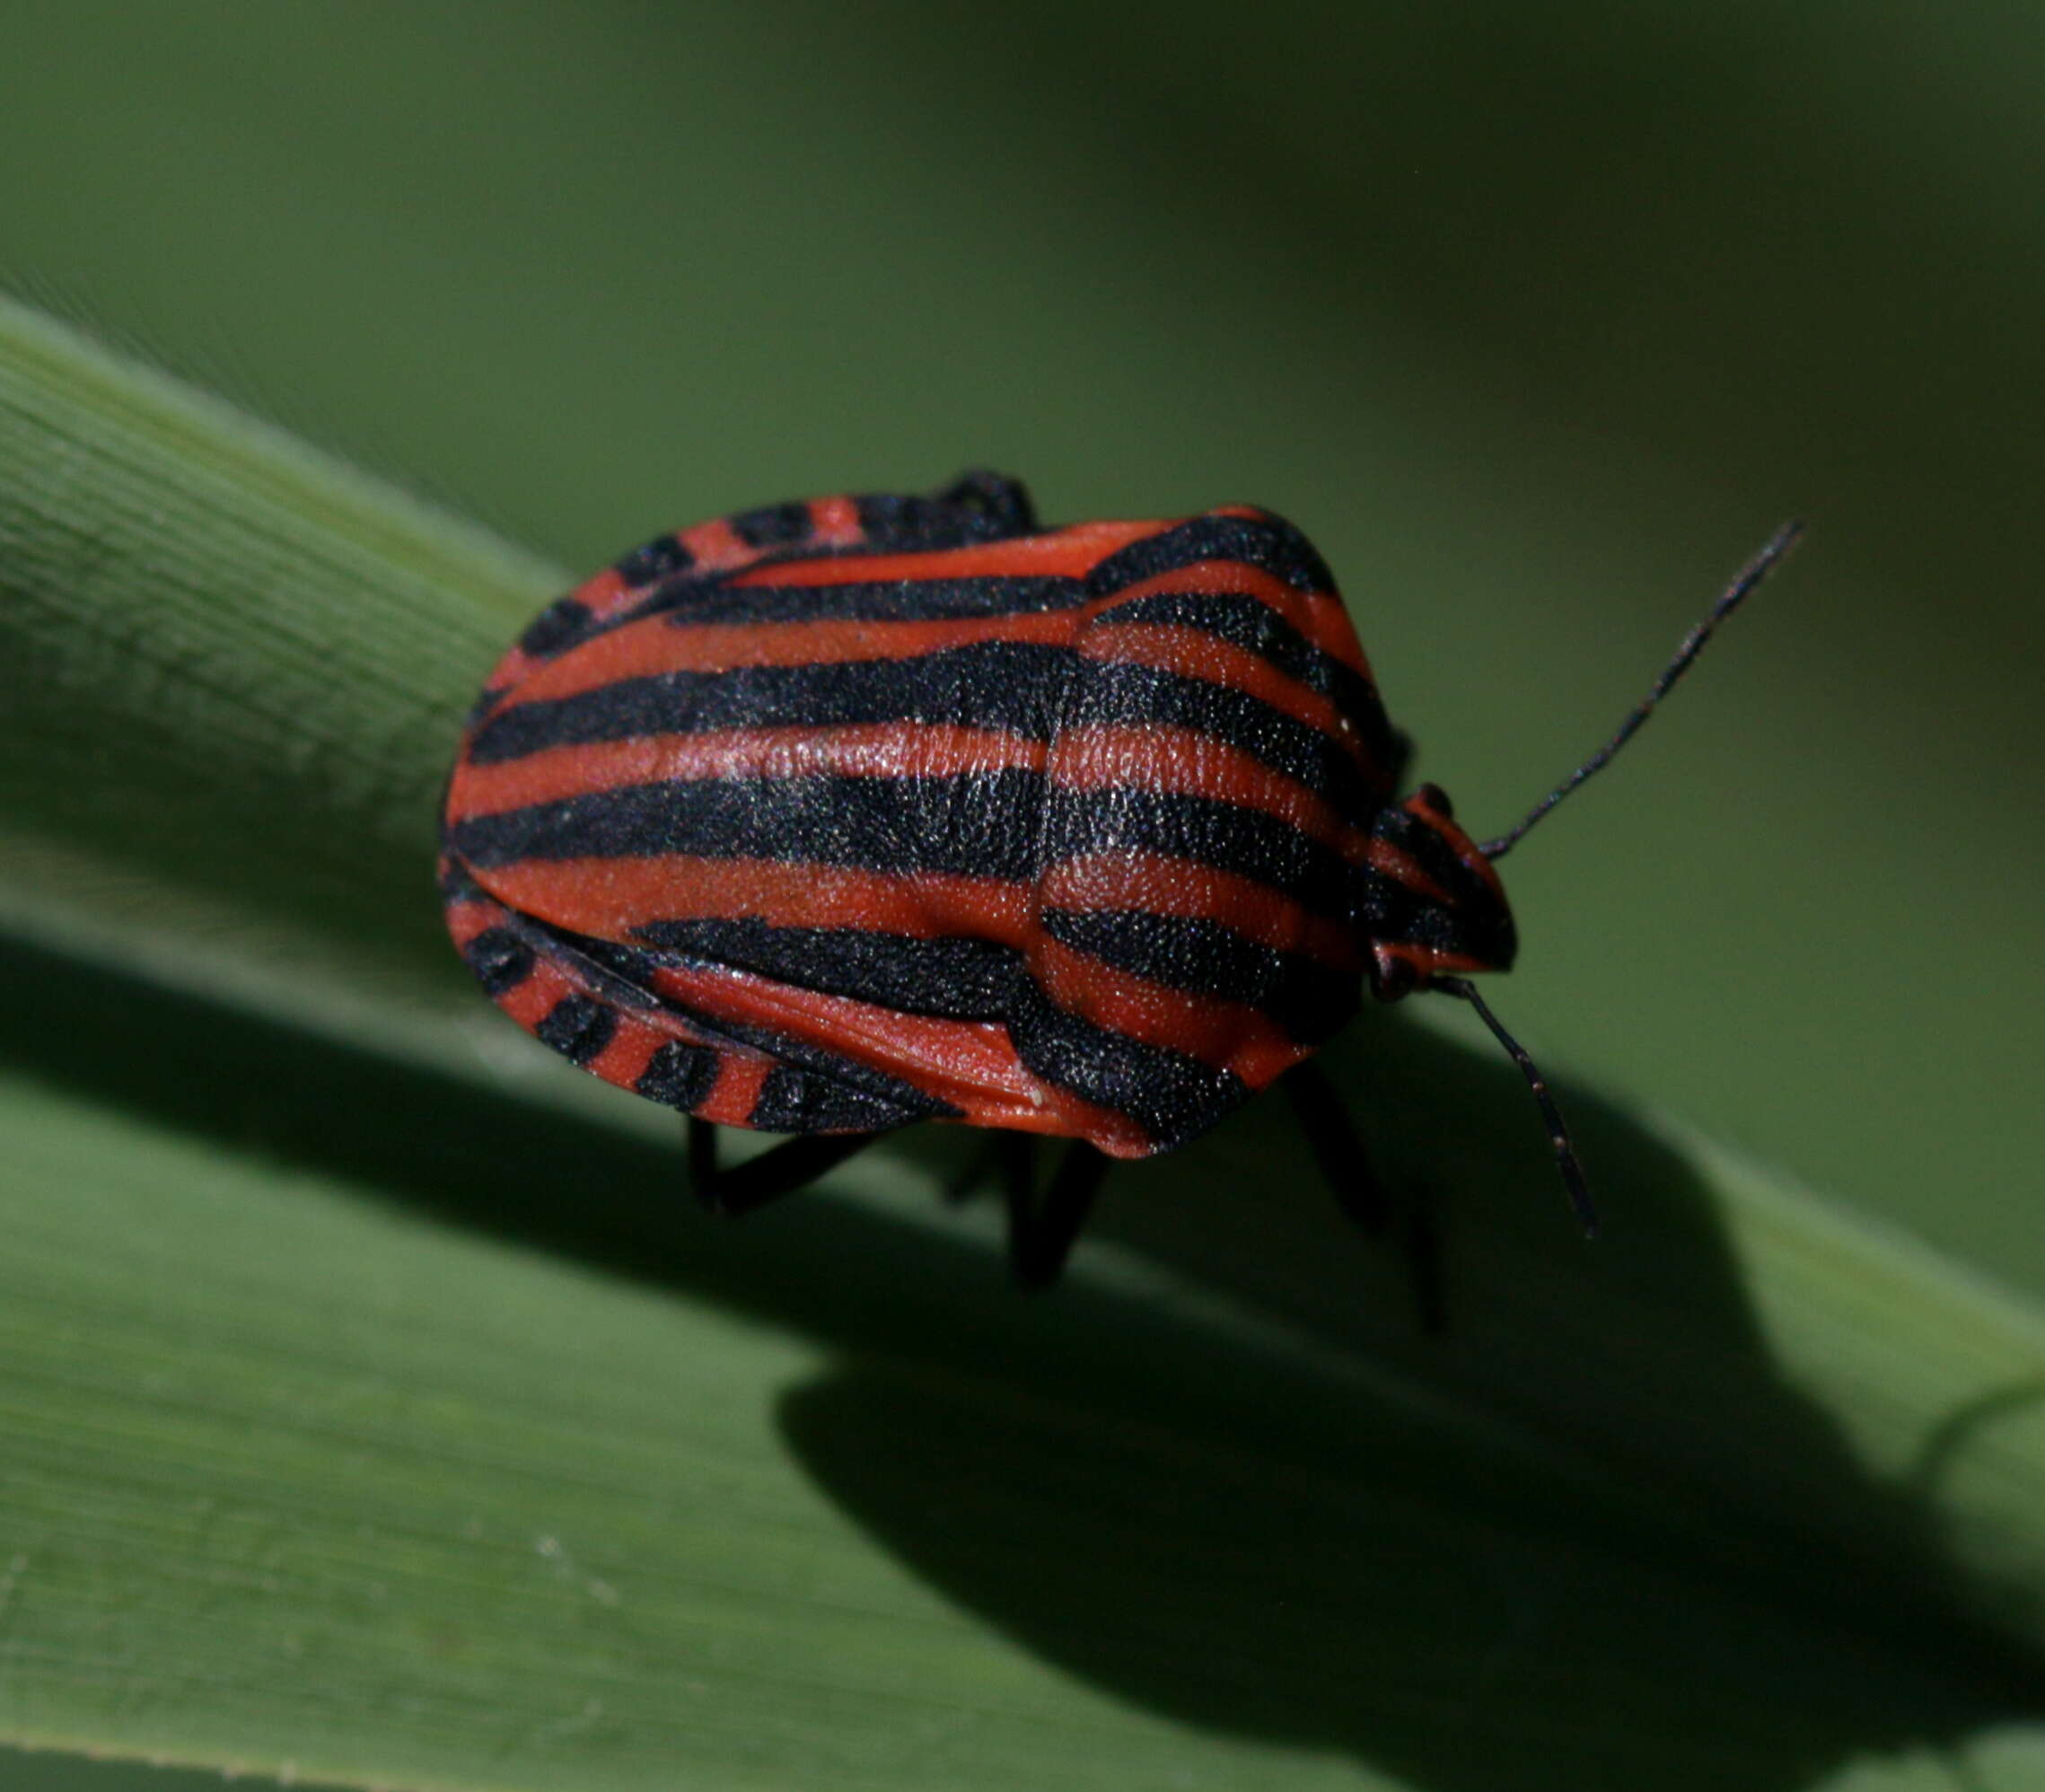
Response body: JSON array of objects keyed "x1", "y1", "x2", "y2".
[{"x1": 1355, "y1": 520, "x2": 1805, "y2": 1234}]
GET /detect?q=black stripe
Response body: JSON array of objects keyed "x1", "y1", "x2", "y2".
[
  {"x1": 925, "y1": 470, "x2": 1039, "y2": 537},
  {"x1": 1041, "y1": 909, "x2": 1357, "y2": 1045},
  {"x1": 1006, "y1": 985, "x2": 1248, "y2": 1150},
  {"x1": 459, "y1": 787, "x2": 1354, "y2": 933},
  {"x1": 613, "y1": 476, "x2": 1034, "y2": 609},
  {"x1": 534, "y1": 994, "x2": 618, "y2": 1065},
  {"x1": 474, "y1": 911, "x2": 662, "y2": 1013},
  {"x1": 1086, "y1": 512, "x2": 1336, "y2": 599},
  {"x1": 461, "y1": 926, "x2": 534, "y2": 996},
  {"x1": 451, "y1": 769, "x2": 1045, "y2": 881},
  {"x1": 464, "y1": 689, "x2": 509, "y2": 730},
  {"x1": 439, "y1": 856, "x2": 487, "y2": 904},
  {"x1": 1066, "y1": 658, "x2": 1382, "y2": 815},
  {"x1": 854, "y1": 486, "x2": 1036, "y2": 552},
  {"x1": 1040, "y1": 788, "x2": 1360, "y2": 921},
  {"x1": 518, "y1": 597, "x2": 596, "y2": 660},
  {"x1": 731, "y1": 501, "x2": 813, "y2": 549},
  {"x1": 630, "y1": 919, "x2": 1026, "y2": 1019},
  {"x1": 636, "y1": 1040, "x2": 722, "y2": 1111},
  {"x1": 467, "y1": 640, "x2": 1075, "y2": 764},
  {"x1": 1096, "y1": 590, "x2": 1398, "y2": 768},
  {"x1": 659, "y1": 997, "x2": 955, "y2": 1124},
  {"x1": 639, "y1": 573, "x2": 1089, "y2": 628},
  {"x1": 1368, "y1": 803, "x2": 1487, "y2": 901},
  {"x1": 613, "y1": 532, "x2": 696, "y2": 587},
  {"x1": 1360, "y1": 807, "x2": 1516, "y2": 969},
  {"x1": 751, "y1": 1064, "x2": 920, "y2": 1132}
]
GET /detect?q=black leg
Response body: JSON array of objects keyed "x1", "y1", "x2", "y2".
[
  {"x1": 698, "y1": 1116, "x2": 1108, "y2": 1286},
  {"x1": 944, "y1": 1129, "x2": 1034, "y2": 1208},
  {"x1": 687, "y1": 1115, "x2": 717, "y2": 1190},
  {"x1": 1008, "y1": 1141, "x2": 1109, "y2": 1291},
  {"x1": 1283, "y1": 1062, "x2": 1449, "y2": 1333},
  {"x1": 685, "y1": 1117, "x2": 885, "y2": 1217},
  {"x1": 1282, "y1": 1060, "x2": 1391, "y2": 1235},
  {"x1": 939, "y1": 1129, "x2": 1104, "y2": 1288}
]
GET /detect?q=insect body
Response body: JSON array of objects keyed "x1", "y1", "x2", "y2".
[{"x1": 441, "y1": 472, "x2": 1797, "y2": 1283}]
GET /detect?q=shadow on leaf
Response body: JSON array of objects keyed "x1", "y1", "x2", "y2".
[{"x1": 3, "y1": 928, "x2": 2039, "y2": 1789}]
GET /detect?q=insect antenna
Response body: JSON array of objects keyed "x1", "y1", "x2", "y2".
[
  {"x1": 1479, "y1": 520, "x2": 1804, "y2": 860},
  {"x1": 1434, "y1": 977, "x2": 1597, "y2": 1236}
]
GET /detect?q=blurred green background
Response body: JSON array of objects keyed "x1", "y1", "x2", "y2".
[
  {"x1": 2, "y1": 3, "x2": 2042, "y2": 1787},
  {"x1": 3, "y1": 0, "x2": 2037, "y2": 1277}
]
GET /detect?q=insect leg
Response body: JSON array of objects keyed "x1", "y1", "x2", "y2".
[
  {"x1": 944, "y1": 1129, "x2": 1035, "y2": 1207},
  {"x1": 1281, "y1": 1059, "x2": 1391, "y2": 1235},
  {"x1": 1007, "y1": 1142, "x2": 1110, "y2": 1291},
  {"x1": 686, "y1": 1118, "x2": 887, "y2": 1217},
  {"x1": 1283, "y1": 1061, "x2": 1449, "y2": 1331}
]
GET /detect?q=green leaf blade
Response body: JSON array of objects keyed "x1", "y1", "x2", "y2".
[{"x1": 2, "y1": 299, "x2": 2043, "y2": 1790}]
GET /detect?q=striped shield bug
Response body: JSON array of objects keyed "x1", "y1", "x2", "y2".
[{"x1": 441, "y1": 472, "x2": 1798, "y2": 1286}]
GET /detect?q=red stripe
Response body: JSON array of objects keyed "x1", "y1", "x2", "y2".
[
  {"x1": 733, "y1": 519, "x2": 1164, "y2": 588},
  {"x1": 1031, "y1": 938, "x2": 1307, "y2": 1089},
  {"x1": 470, "y1": 856, "x2": 1037, "y2": 949},
  {"x1": 1365, "y1": 839, "x2": 1454, "y2": 905},
  {"x1": 443, "y1": 892, "x2": 499, "y2": 950},
  {"x1": 483, "y1": 649, "x2": 532, "y2": 697},
  {"x1": 1374, "y1": 941, "x2": 1495, "y2": 984},
  {"x1": 584, "y1": 1020, "x2": 663, "y2": 1093},
  {"x1": 448, "y1": 725, "x2": 1047, "y2": 821},
  {"x1": 699, "y1": 1052, "x2": 773, "y2": 1128},
  {"x1": 1081, "y1": 619, "x2": 1374, "y2": 778},
  {"x1": 495, "y1": 955, "x2": 575, "y2": 1032},
  {"x1": 1041, "y1": 853, "x2": 1362, "y2": 970},
  {"x1": 680, "y1": 516, "x2": 750, "y2": 569},
  {"x1": 809, "y1": 494, "x2": 865, "y2": 548},
  {"x1": 487, "y1": 607, "x2": 1085, "y2": 709},
  {"x1": 1101, "y1": 559, "x2": 1374, "y2": 678},
  {"x1": 571, "y1": 565, "x2": 633, "y2": 624},
  {"x1": 477, "y1": 567, "x2": 629, "y2": 699},
  {"x1": 645, "y1": 960, "x2": 1151, "y2": 1155},
  {"x1": 1402, "y1": 795, "x2": 1511, "y2": 904},
  {"x1": 1049, "y1": 724, "x2": 1368, "y2": 860}
]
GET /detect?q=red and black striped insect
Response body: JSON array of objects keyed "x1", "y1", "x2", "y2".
[{"x1": 441, "y1": 471, "x2": 1797, "y2": 1285}]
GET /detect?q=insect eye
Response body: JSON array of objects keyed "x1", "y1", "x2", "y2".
[{"x1": 1417, "y1": 782, "x2": 1454, "y2": 820}]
